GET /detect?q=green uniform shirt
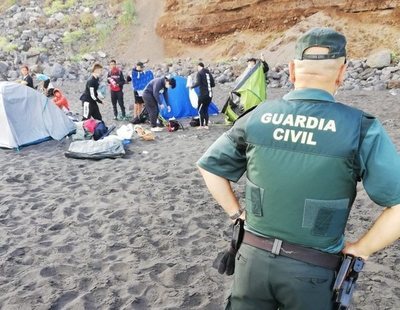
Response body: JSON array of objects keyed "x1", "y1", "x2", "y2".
[{"x1": 198, "y1": 88, "x2": 400, "y2": 253}]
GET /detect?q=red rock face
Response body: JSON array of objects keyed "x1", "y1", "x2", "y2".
[{"x1": 156, "y1": 0, "x2": 397, "y2": 44}]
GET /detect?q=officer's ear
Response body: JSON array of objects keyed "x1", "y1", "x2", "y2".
[
  {"x1": 289, "y1": 61, "x2": 296, "y2": 84},
  {"x1": 335, "y1": 61, "x2": 347, "y2": 88}
]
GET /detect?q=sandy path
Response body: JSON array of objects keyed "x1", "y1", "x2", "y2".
[{"x1": 117, "y1": 0, "x2": 166, "y2": 65}]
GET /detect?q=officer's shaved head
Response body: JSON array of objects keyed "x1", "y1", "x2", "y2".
[
  {"x1": 289, "y1": 47, "x2": 347, "y2": 94},
  {"x1": 290, "y1": 28, "x2": 348, "y2": 95}
]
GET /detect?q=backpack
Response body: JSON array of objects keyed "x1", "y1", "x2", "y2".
[
  {"x1": 130, "y1": 108, "x2": 149, "y2": 124},
  {"x1": 93, "y1": 121, "x2": 108, "y2": 141},
  {"x1": 167, "y1": 120, "x2": 183, "y2": 132},
  {"x1": 189, "y1": 117, "x2": 200, "y2": 127}
]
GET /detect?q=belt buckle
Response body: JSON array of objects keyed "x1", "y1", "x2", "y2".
[{"x1": 271, "y1": 239, "x2": 283, "y2": 255}]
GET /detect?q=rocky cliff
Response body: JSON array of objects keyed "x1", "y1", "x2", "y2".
[{"x1": 157, "y1": 0, "x2": 398, "y2": 44}]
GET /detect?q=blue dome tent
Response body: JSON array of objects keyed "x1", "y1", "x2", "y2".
[{"x1": 160, "y1": 76, "x2": 218, "y2": 119}]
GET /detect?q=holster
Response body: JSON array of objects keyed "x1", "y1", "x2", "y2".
[
  {"x1": 217, "y1": 218, "x2": 245, "y2": 276},
  {"x1": 231, "y1": 218, "x2": 245, "y2": 251},
  {"x1": 333, "y1": 255, "x2": 365, "y2": 310}
]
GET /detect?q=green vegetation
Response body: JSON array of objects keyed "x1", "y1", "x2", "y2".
[
  {"x1": 0, "y1": 36, "x2": 17, "y2": 52},
  {"x1": 119, "y1": 0, "x2": 136, "y2": 25},
  {"x1": 80, "y1": 12, "x2": 96, "y2": 27},
  {"x1": 43, "y1": 0, "x2": 76, "y2": 15},
  {"x1": 29, "y1": 47, "x2": 48, "y2": 54},
  {"x1": 82, "y1": 0, "x2": 96, "y2": 6},
  {"x1": 69, "y1": 54, "x2": 83, "y2": 63},
  {"x1": 92, "y1": 20, "x2": 114, "y2": 42},
  {"x1": 0, "y1": 0, "x2": 16, "y2": 13},
  {"x1": 62, "y1": 30, "x2": 85, "y2": 44},
  {"x1": 43, "y1": 0, "x2": 136, "y2": 57},
  {"x1": 391, "y1": 52, "x2": 400, "y2": 65}
]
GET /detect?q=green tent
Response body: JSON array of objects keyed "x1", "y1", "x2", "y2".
[{"x1": 222, "y1": 61, "x2": 267, "y2": 124}]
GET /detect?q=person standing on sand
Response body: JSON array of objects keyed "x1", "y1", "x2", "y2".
[
  {"x1": 107, "y1": 59, "x2": 127, "y2": 120},
  {"x1": 130, "y1": 62, "x2": 154, "y2": 118},
  {"x1": 198, "y1": 28, "x2": 400, "y2": 309},
  {"x1": 142, "y1": 76, "x2": 176, "y2": 132},
  {"x1": 80, "y1": 63, "x2": 104, "y2": 121},
  {"x1": 190, "y1": 62, "x2": 215, "y2": 129}
]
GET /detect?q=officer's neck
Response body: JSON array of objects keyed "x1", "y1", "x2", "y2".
[{"x1": 294, "y1": 81, "x2": 336, "y2": 96}]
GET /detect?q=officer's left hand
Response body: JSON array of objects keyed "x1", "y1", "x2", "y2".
[{"x1": 167, "y1": 106, "x2": 171, "y2": 113}]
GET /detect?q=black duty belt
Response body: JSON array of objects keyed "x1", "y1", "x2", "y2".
[{"x1": 243, "y1": 231, "x2": 342, "y2": 270}]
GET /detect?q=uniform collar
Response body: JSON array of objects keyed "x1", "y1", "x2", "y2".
[{"x1": 283, "y1": 88, "x2": 336, "y2": 103}]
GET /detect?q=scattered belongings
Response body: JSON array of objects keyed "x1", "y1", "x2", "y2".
[
  {"x1": 134, "y1": 125, "x2": 155, "y2": 141},
  {"x1": 65, "y1": 135, "x2": 125, "y2": 160}
]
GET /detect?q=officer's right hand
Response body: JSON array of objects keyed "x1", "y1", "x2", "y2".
[{"x1": 342, "y1": 242, "x2": 369, "y2": 260}]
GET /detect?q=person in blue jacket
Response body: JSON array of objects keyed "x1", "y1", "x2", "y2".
[{"x1": 130, "y1": 62, "x2": 154, "y2": 118}]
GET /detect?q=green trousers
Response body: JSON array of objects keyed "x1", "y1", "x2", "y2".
[{"x1": 226, "y1": 244, "x2": 336, "y2": 310}]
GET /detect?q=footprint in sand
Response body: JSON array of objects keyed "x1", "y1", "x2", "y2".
[
  {"x1": 40, "y1": 265, "x2": 76, "y2": 278},
  {"x1": 49, "y1": 291, "x2": 79, "y2": 310},
  {"x1": 108, "y1": 209, "x2": 126, "y2": 219},
  {"x1": 57, "y1": 244, "x2": 74, "y2": 253},
  {"x1": 63, "y1": 206, "x2": 75, "y2": 217},
  {"x1": 149, "y1": 264, "x2": 201, "y2": 288},
  {"x1": 40, "y1": 266, "x2": 57, "y2": 277},
  {"x1": 89, "y1": 232, "x2": 103, "y2": 239},
  {"x1": 78, "y1": 277, "x2": 92, "y2": 291},
  {"x1": 181, "y1": 292, "x2": 204, "y2": 308},
  {"x1": 49, "y1": 223, "x2": 65, "y2": 232}
]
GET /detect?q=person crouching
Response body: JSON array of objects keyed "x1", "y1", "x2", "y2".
[
  {"x1": 142, "y1": 76, "x2": 176, "y2": 132},
  {"x1": 53, "y1": 89, "x2": 70, "y2": 112}
]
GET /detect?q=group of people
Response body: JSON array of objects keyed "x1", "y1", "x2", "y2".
[
  {"x1": 13, "y1": 27, "x2": 400, "y2": 309},
  {"x1": 79, "y1": 59, "x2": 217, "y2": 132},
  {"x1": 18, "y1": 65, "x2": 70, "y2": 111}
]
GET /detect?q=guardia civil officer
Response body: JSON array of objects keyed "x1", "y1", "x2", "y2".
[{"x1": 197, "y1": 28, "x2": 400, "y2": 309}]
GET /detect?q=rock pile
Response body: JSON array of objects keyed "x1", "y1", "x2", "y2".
[
  {"x1": 0, "y1": 0, "x2": 114, "y2": 81},
  {"x1": 150, "y1": 56, "x2": 400, "y2": 91}
]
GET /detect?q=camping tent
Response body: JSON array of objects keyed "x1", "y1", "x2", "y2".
[
  {"x1": 222, "y1": 61, "x2": 267, "y2": 124},
  {"x1": 0, "y1": 82, "x2": 75, "y2": 149},
  {"x1": 160, "y1": 76, "x2": 219, "y2": 119}
]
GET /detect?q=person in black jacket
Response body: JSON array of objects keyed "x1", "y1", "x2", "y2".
[
  {"x1": 80, "y1": 63, "x2": 104, "y2": 121},
  {"x1": 107, "y1": 60, "x2": 126, "y2": 120},
  {"x1": 19, "y1": 65, "x2": 34, "y2": 88},
  {"x1": 142, "y1": 76, "x2": 176, "y2": 131},
  {"x1": 191, "y1": 62, "x2": 215, "y2": 129}
]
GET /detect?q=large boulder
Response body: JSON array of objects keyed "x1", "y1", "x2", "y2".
[
  {"x1": 0, "y1": 61, "x2": 9, "y2": 74},
  {"x1": 51, "y1": 63, "x2": 65, "y2": 79},
  {"x1": 366, "y1": 49, "x2": 392, "y2": 69},
  {"x1": 97, "y1": 51, "x2": 107, "y2": 58},
  {"x1": 82, "y1": 53, "x2": 95, "y2": 61},
  {"x1": 8, "y1": 70, "x2": 19, "y2": 80},
  {"x1": 387, "y1": 80, "x2": 400, "y2": 89},
  {"x1": 54, "y1": 12, "x2": 65, "y2": 22},
  {"x1": 216, "y1": 74, "x2": 229, "y2": 84}
]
